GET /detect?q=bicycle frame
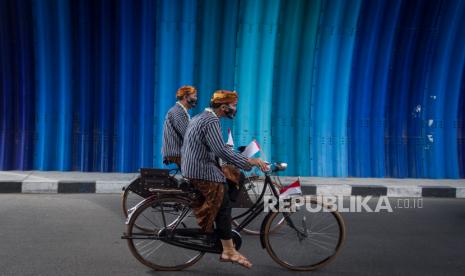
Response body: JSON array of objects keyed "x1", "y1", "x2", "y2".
[
  {"x1": 233, "y1": 173, "x2": 280, "y2": 232},
  {"x1": 123, "y1": 168, "x2": 305, "y2": 253}
]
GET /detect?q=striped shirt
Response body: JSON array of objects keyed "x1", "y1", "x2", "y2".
[
  {"x1": 181, "y1": 109, "x2": 251, "y2": 182},
  {"x1": 161, "y1": 102, "x2": 190, "y2": 160}
]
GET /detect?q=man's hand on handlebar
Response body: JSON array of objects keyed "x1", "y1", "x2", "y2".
[{"x1": 248, "y1": 158, "x2": 269, "y2": 172}]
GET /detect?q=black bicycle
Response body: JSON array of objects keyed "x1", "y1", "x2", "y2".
[
  {"x1": 121, "y1": 165, "x2": 281, "y2": 234},
  {"x1": 122, "y1": 162, "x2": 346, "y2": 271}
]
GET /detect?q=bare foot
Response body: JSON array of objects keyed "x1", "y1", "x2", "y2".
[{"x1": 220, "y1": 250, "x2": 252, "y2": 269}]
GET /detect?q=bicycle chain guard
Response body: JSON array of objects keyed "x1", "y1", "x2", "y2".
[{"x1": 157, "y1": 228, "x2": 242, "y2": 254}]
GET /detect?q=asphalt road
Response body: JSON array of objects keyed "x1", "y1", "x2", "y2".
[{"x1": 0, "y1": 194, "x2": 464, "y2": 276}]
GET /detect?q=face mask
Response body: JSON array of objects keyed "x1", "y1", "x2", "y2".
[
  {"x1": 187, "y1": 97, "x2": 197, "y2": 107},
  {"x1": 224, "y1": 104, "x2": 237, "y2": 119}
]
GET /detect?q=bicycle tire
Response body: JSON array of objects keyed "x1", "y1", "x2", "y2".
[
  {"x1": 126, "y1": 196, "x2": 204, "y2": 271},
  {"x1": 263, "y1": 198, "x2": 346, "y2": 271}
]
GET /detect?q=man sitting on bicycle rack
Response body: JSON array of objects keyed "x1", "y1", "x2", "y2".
[
  {"x1": 161, "y1": 85, "x2": 198, "y2": 168},
  {"x1": 181, "y1": 90, "x2": 268, "y2": 269}
]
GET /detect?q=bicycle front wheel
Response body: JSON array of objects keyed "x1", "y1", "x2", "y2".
[{"x1": 263, "y1": 197, "x2": 346, "y2": 271}]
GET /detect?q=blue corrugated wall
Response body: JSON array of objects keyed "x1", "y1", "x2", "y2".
[{"x1": 1, "y1": 0, "x2": 465, "y2": 178}]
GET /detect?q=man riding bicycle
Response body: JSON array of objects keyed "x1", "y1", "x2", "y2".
[
  {"x1": 181, "y1": 90, "x2": 268, "y2": 269},
  {"x1": 161, "y1": 85, "x2": 198, "y2": 167}
]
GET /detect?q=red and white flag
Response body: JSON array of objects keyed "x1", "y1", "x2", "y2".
[
  {"x1": 279, "y1": 178, "x2": 302, "y2": 198},
  {"x1": 242, "y1": 140, "x2": 260, "y2": 157},
  {"x1": 227, "y1": 128, "x2": 234, "y2": 146}
]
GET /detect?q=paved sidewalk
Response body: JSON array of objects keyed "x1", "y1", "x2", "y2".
[{"x1": 0, "y1": 171, "x2": 464, "y2": 198}]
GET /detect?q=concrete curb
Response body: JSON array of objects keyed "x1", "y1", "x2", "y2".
[
  {"x1": 1, "y1": 179, "x2": 464, "y2": 198},
  {"x1": 0, "y1": 181, "x2": 126, "y2": 194}
]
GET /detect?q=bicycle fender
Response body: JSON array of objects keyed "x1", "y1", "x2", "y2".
[
  {"x1": 125, "y1": 194, "x2": 158, "y2": 224},
  {"x1": 128, "y1": 175, "x2": 141, "y2": 187}
]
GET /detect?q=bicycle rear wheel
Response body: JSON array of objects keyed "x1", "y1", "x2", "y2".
[
  {"x1": 263, "y1": 197, "x2": 346, "y2": 271},
  {"x1": 126, "y1": 196, "x2": 204, "y2": 271}
]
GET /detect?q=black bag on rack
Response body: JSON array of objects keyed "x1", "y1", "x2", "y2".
[{"x1": 140, "y1": 168, "x2": 179, "y2": 192}]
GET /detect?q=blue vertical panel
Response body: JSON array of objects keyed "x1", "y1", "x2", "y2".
[
  {"x1": 331, "y1": 0, "x2": 360, "y2": 176},
  {"x1": 71, "y1": 1, "x2": 96, "y2": 171},
  {"x1": 13, "y1": 0, "x2": 35, "y2": 169},
  {"x1": 294, "y1": 0, "x2": 321, "y2": 176},
  {"x1": 72, "y1": 0, "x2": 87, "y2": 170},
  {"x1": 73, "y1": 0, "x2": 105, "y2": 171},
  {"x1": 115, "y1": 0, "x2": 137, "y2": 171},
  {"x1": 349, "y1": 0, "x2": 385, "y2": 177},
  {"x1": 235, "y1": 0, "x2": 280, "y2": 158},
  {"x1": 273, "y1": 0, "x2": 306, "y2": 175},
  {"x1": 311, "y1": 0, "x2": 344, "y2": 176},
  {"x1": 425, "y1": 0, "x2": 462, "y2": 178},
  {"x1": 235, "y1": 0, "x2": 261, "y2": 148},
  {"x1": 442, "y1": 3, "x2": 465, "y2": 178},
  {"x1": 56, "y1": 0, "x2": 73, "y2": 170},
  {"x1": 137, "y1": 0, "x2": 157, "y2": 168},
  {"x1": 405, "y1": 0, "x2": 441, "y2": 178},
  {"x1": 218, "y1": 0, "x2": 239, "y2": 89},
  {"x1": 218, "y1": 0, "x2": 240, "y2": 138},
  {"x1": 195, "y1": 0, "x2": 239, "y2": 139},
  {"x1": 196, "y1": 0, "x2": 223, "y2": 110},
  {"x1": 73, "y1": 0, "x2": 92, "y2": 171},
  {"x1": 154, "y1": 0, "x2": 179, "y2": 167},
  {"x1": 252, "y1": 0, "x2": 280, "y2": 161},
  {"x1": 350, "y1": 0, "x2": 382, "y2": 176},
  {"x1": 178, "y1": 0, "x2": 197, "y2": 85},
  {"x1": 459, "y1": 68, "x2": 465, "y2": 178},
  {"x1": 125, "y1": 0, "x2": 143, "y2": 171},
  {"x1": 153, "y1": 0, "x2": 198, "y2": 167},
  {"x1": 32, "y1": 0, "x2": 59, "y2": 170},
  {"x1": 94, "y1": 0, "x2": 116, "y2": 172},
  {"x1": 0, "y1": 0, "x2": 14, "y2": 169},
  {"x1": 177, "y1": 0, "x2": 197, "y2": 134},
  {"x1": 369, "y1": 1, "x2": 401, "y2": 177},
  {"x1": 385, "y1": 1, "x2": 423, "y2": 178}
]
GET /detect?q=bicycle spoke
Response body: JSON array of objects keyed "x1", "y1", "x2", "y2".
[
  {"x1": 308, "y1": 232, "x2": 339, "y2": 239},
  {"x1": 136, "y1": 239, "x2": 156, "y2": 249},
  {"x1": 141, "y1": 242, "x2": 164, "y2": 258},
  {"x1": 312, "y1": 221, "x2": 337, "y2": 233},
  {"x1": 305, "y1": 234, "x2": 338, "y2": 247},
  {"x1": 140, "y1": 212, "x2": 161, "y2": 229}
]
